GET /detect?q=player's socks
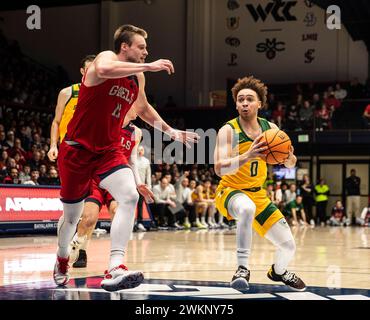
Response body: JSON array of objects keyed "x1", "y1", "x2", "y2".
[{"x1": 57, "y1": 201, "x2": 84, "y2": 258}]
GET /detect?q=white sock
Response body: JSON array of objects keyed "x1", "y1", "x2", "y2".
[
  {"x1": 100, "y1": 168, "x2": 139, "y2": 270},
  {"x1": 184, "y1": 217, "x2": 190, "y2": 224},
  {"x1": 265, "y1": 218, "x2": 296, "y2": 275},
  {"x1": 57, "y1": 201, "x2": 84, "y2": 258},
  {"x1": 228, "y1": 194, "x2": 256, "y2": 269},
  {"x1": 73, "y1": 234, "x2": 88, "y2": 250}
]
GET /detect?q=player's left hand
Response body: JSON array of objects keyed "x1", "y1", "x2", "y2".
[
  {"x1": 166, "y1": 129, "x2": 200, "y2": 148},
  {"x1": 137, "y1": 184, "x2": 154, "y2": 203},
  {"x1": 283, "y1": 145, "x2": 296, "y2": 168}
]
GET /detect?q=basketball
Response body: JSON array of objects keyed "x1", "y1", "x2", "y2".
[{"x1": 261, "y1": 129, "x2": 292, "y2": 165}]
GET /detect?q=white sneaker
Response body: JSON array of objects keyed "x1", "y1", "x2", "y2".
[
  {"x1": 69, "y1": 236, "x2": 87, "y2": 264},
  {"x1": 310, "y1": 219, "x2": 315, "y2": 227},
  {"x1": 101, "y1": 264, "x2": 144, "y2": 292},
  {"x1": 137, "y1": 223, "x2": 147, "y2": 232},
  {"x1": 53, "y1": 256, "x2": 70, "y2": 286}
]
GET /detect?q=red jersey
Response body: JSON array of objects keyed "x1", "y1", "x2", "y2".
[
  {"x1": 121, "y1": 122, "x2": 136, "y2": 159},
  {"x1": 66, "y1": 76, "x2": 139, "y2": 153}
]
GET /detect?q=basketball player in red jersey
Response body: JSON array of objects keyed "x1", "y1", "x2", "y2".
[
  {"x1": 69, "y1": 106, "x2": 153, "y2": 268},
  {"x1": 54, "y1": 24, "x2": 199, "y2": 291}
]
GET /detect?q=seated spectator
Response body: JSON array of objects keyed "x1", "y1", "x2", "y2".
[
  {"x1": 2, "y1": 167, "x2": 20, "y2": 184},
  {"x1": 0, "y1": 150, "x2": 9, "y2": 170},
  {"x1": 284, "y1": 195, "x2": 308, "y2": 226},
  {"x1": 285, "y1": 183, "x2": 297, "y2": 204},
  {"x1": 334, "y1": 83, "x2": 347, "y2": 100},
  {"x1": 3, "y1": 130, "x2": 15, "y2": 149},
  {"x1": 27, "y1": 150, "x2": 42, "y2": 170},
  {"x1": 271, "y1": 102, "x2": 285, "y2": 128},
  {"x1": 328, "y1": 200, "x2": 350, "y2": 226},
  {"x1": 151, "y1": 177, "x2": 181, "y2": 229},
  {"x1": 324, "y1": 91, "x2": 341, "y2": 113},
  {"x1": 285, "y1": 105, "x2": 300, "y2": 130},
  {"x1": 23, "y1": 169, "x2": 40, "y2": 185},
  {"x1": 266, "y1": 183, "x2": 275, "y2": 202},
  {"x1": 312, "y1": 93, "x2": 322, "y2": 111},
  {"x1": 258, "y1": 103, "x2": 272, "y2": 121},
  {"x1": 19, "y1": 164, "x2": 31, "y2": 184},
  {"x1": 348, "y1": 77, "x2": 364, "y2": 98},
  {"x1": 362, "y1": 104, "x2": 370, "y2": 129},
  {"x1": 0, "y1": 131, "x2": 7, "y2": 149},
  {"x1": 315, "y1": 104, "x2": 331, "y2": 131},
  {"x1": 299, "y1": 100, "x2": 314, "y2": 130},
  {"x1": 358, "y1": 199, "x2": 370, "y2": 227},
  {"x1": 275, "y1": 181, "x2": 288, "y2": 211}
]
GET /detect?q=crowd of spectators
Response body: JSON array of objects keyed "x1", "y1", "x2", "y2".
[{"x1": 259, "y1": 80, "x2": 370, "y2": 131}]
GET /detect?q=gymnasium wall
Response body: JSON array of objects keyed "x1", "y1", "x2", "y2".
[{"x1": 0, "y1": 0, "x2": 368, "y2": 107}]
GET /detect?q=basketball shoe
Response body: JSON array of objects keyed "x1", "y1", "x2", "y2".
[
  {"x1": 73, "y1": 249, "x2": 87, "y2": 268},
  {"x1": 267, "y1": 264, "x2": 306, "y2": 291},
  {"x1": 230, "y1": 265, "x2": 250, "y2": 290},
  {"x1": 101, "y1": 264, "x2": 144, "y2": 292},
  {"x1": 53, "y1": 256, "x2": 70, "y2": 286}
]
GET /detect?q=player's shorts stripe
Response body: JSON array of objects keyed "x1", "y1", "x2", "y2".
[
  {"x1": 224, "y1": 190, "x2": 244, "y2": 211},
  {"x1": 84, "y1": 197, "x2": 102, "y2": 209},
  {"x1": 98, "y1": 164, "x2": 129, "y2": 180},
  {"x1": 255, "y1": 202, "x2": 278, "y2": 226},
  {"x1": 60, "y1": 191, "x2": 90, "y2": 204}
]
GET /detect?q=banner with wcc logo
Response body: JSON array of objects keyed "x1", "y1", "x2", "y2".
[{"x1": 209, "y1": 0, "x2": 367, "y2": 86}]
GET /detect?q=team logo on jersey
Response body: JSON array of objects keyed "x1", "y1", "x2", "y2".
[{"x1": 109, "y1": 85, "x2": 134, "y2": 104}]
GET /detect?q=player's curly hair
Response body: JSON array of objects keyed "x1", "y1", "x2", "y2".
[
  {"x1": 114, "y1": 24, "x2": 148, "y2": 54},
  {"x1": 231, "y1": 76, "x2": 268, "y2": 107}
]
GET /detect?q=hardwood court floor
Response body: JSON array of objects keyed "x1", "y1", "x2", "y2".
[{"x1": 0, "y1": 226, "x2": 368, "y2": 291}]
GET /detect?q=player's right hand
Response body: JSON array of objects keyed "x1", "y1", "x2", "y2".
[
  {"x1": 147, "y1": 59, "x2": 175, "y2": 74},
  {"x1": 245, "y1": 135, "x2": 268, "y2": 160},
  {"x1": 48, "y1": 146, "x2": 58, "y2": 162}
]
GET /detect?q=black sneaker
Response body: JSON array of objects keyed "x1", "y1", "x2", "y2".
[
  {"x1": 72, "y1": 249, "x2": 87, "y2": 268},
  {"x1": 267, "y1": 264, "x2": 306, "y2": 291},
  {"x1": 230, "y1": 265, "x2": 250, "y2": 290}
]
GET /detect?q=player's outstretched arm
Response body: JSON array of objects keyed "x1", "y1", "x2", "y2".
[
  {"x1": 85, "y1": 51, "x2": 175, "y2": 86},
  {"x1": 48, "y1": 86, "x2": 71, "y2": 162},
  {"x1": 134, "y1": 73, "x2": 200, "y2": 148},
  {"x1": 214, "y1": 125, "x2": 267, "y2": 177}
]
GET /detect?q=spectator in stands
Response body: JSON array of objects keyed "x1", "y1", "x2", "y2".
[
  {"x1": 2, "y1": 167, "x2": 19, "y2": 184},
  {"x1": 275, "y1": 181, "x2": 288, "y2": 211},
  {"x1": 4, "y1": 130, "x2": 15, "y2": 149},
  {"x1": 8, "y1": 138, "x2": 27, "y2": 159},
  {"x1": 299, "y1": 174, "x2": 315, "y2": 226},
  {"x1": 258, "y1": 103, "x2": 272, "y2": 121},
  {"x1": 312, "y1": 93, "x2": 322, "y2": 110},
  {"x1": 267, "y1": 92, "x2": 277, "y2": 111},
  {"x1": 328, "y1": 200, "x2": 350, "y2": 226},
  {"x1": 284, "y1": 195, "x2": 308, "y2": 226},
  {"x1": 314, "y1": 178, "x2": 330, "y2": 226},
  {"x1": 135, "y1": 145, "x2": 152, "y2": 232},
  {"x1": 151, "y1": 176, "x2": 179, "y2": 229},
  {"x1": 362, "y1": 104, "x2": 370, "y2": 128},
  {"x1": 23, "y1": 169, "x2": 40, "y2": 185},
  {"x1": 358, "y1": 198, "x2": 370, "y2": 227},
  {"x1": 0, "y1": 150, "x2": 8, "y2": 170},
  {"x1": 315, "y1": 103, "x2": 331, "y2": 131},
  {"x1": 285, "y1": 183, "x2": 297, "y2": 204},
  {"x1": 175, "y1": 172, "x2": 194, "y2": 229},
  {"x1": 0, "y1": 131, "x2": 7, "y2": 149},
  {"x1": 334, "y1": 83, "x2": 347, "y2": 100},
  {"x1": 28, "y1": 150, "x2": 42, "y2": 170},
  {"x1": 299, "y1": 100, "x2": 314, "y2": 130},
  {"x1": 348, "y1": 77, "x2": 364, "y2": 99},
  {"x1": 344, "y1": 169, "x2": 361, "y2": 225},
  {"x1": 324, "y1": 91, "x2": 341, "y2": 113},
  {"x1": 271, "y1": 102, "x2": 285, "y2": 128},
  {"x1": 201, "y1": 179, "x2": 217, "y2": 228},
  {"x1": 266, "y1": 183, "x2": 275, "y2": 202},
  {"x1": 19, "y1": 164, "x2": 31, "y2": 184},
  {"x1": 37, "y1": 164, "x2": 48, "y2": 184},
  {"x1": 285, "y1": 105, "x2": 300, "y2": 130}
]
